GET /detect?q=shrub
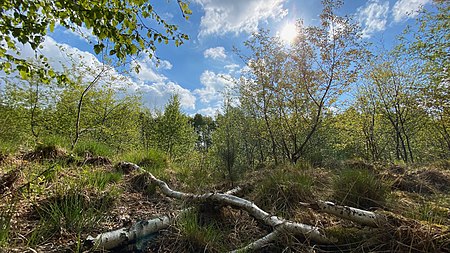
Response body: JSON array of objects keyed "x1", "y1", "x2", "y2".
[{"x1": 333, "y1": 168, "x2": 388, "y2": 209}]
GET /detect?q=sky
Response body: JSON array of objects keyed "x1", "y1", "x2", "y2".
[{"x1": 6, "y1": 0, "x2": 435, "y2": 117}]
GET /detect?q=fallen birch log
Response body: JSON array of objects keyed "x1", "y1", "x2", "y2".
[
  {"x1": 87, "y1": 162, "x2": 388, "y2": 251},
  {"x1": 85, "y1": 216, "x2": 171, "y2": 250},
  {"x1": 130, "y1": 163, "x2": 332, "y2": 248},
  {"x1": 310, "y1": 201, "x2": 385, "y2": 227},
  {"x1": 84, "y1": 171, "x2": 243, "y2": 250}
]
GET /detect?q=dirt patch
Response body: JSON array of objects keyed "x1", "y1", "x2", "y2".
[
  {"x1": 388, "y1": 165, "x2": 406, "y2": 175},
  {"x1": 128, "y1": 173, "x2": 156, "y2": 195},
  {"x1": 390, "y1": 168, "x2": 450, "y2": 194}
]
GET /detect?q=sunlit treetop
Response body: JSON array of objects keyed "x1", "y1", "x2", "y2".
[{"x1": 0, "y1": 0, "x2": 192, "y2": 82}]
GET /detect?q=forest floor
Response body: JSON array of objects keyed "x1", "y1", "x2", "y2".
[{"x1": 0, "y1": 146, "x2": 450, "y2": 252}]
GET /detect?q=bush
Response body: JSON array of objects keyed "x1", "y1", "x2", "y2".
[{"x1": 333, "y1": 168, "x2": 388, "y2": 209}]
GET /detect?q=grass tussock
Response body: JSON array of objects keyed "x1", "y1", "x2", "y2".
[
  {"x1": 252, "y1": 165, "x2": 316, "y2": 215},
  {"x1": 120, "y1": 149, "x2": 167, "y2": 173},
  {"x1": 158, "y1": 208, "x2": 225, "y2": 253},
  {"x1": 29, "y1": 188, "x2": 115, "y2": 246},
  {"x1": 332, "y1": 167, "x2": 389, "y2": 209}
]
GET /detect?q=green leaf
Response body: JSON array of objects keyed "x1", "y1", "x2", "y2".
[{"x1": 49, "y1": 21, "x2": 55, "y2": 32}]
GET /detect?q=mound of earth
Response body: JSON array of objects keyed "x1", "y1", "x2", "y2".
[
  {"x1": 417, "y1": 169, "x2": 450, "y2": 192},
  {"x1": 23, "y1": 145, "x2": 67, "y2": 162},
  {"x1": 391, "y1": 168, "x2": 450, "y2": 194}
]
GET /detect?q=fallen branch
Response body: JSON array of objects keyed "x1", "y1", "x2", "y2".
[
  {"x1": 85, "y1": 216, "x2": 171, "y2": 250},
  {"x1": 85, "y1": 172, "x2": 244, "y2": 250},
  {"x1": 133, "y1": 163, "x2": 331, "y2": 249},
  {"x1": 88, "y1": 163, "x2": 390, "y2": 251},
  {"x1": 309, "y1": 201, "x2": 385, "y2": 227}
]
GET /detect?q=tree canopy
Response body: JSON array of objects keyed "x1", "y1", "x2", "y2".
[{"x1": 0, "y1": 0, "x2": 191, "y2": 81}]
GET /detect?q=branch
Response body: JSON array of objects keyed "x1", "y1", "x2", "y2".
[{"x1": 135, "y1": 163, "x2": 331, "y2": 246}]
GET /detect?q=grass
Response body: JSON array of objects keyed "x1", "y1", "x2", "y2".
[
  {"x1": 253, "y1": 165, "x2": 315, "y2": 215},
  {"x1": 174, "y1": 209, "x2": 225, "y2": 252},
  {"x1": 29, "y1": 188, "x2": 115, "y2": 246},
  {"x1": 120, "y1": 149, "x2": 167, "y2": 172},
  {"x1": 73, "y1": 140, "x2": 115, "y2": 157},
  {"x1": 333, "y1": 168, "x2": 389, "y2": 209},
  {"x1": 0, "y1": 202, "x2": 14, "y2": 247},
  {"x1": 82, "y1": 169, "x2": 122, "y2": 190}
]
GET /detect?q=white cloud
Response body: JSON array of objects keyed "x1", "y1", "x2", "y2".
[
  {"x1": 392, "y1": 0, "x2": 431, "y2": 22},
  {"x1": 194, "y1": 0, "x2": 288, "y2": 37},
  {"x1": 224, "y1": 64, "x2": 240, "y2": 73},
  {"x1": 356, "y1": 0, "x2": 390, "y2": 38},
  {"x1": 132, "y1": 81, "x2": 196, "y2": 110},
  {"x1": 130, "y1": 55, "x2": 173, "y2": 83},
  {"x1": 194, "y1": 70, "x2": 235, "y2": 103},
  {"x1": 3, "y1": 36, "x2": 195, "y2": 111},
  {"x1": 196, "y1": 107, "x2": 219, "y2": 117},
  {"x1": 204, "y1": 47, "x2": 227, "y2": 60},
  {"x1": 63, "y1": 25, "x2": 96, "y2": 43}
]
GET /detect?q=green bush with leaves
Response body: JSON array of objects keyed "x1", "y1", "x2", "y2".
[{"x1": 333, "y1": 168, "x2": 388, "y2": 209}]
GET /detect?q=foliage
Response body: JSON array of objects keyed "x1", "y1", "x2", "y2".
[
  {"x1": 211, "y1": 100, "x2": 242, "y2": 184},
  {"x1": 333, "y1": 168, "x2": 389, "y2": 209},
  {"x1": 0, "y1": 0, "x2": 191, "y2": 82},
  {"x1": 403, "y1": 2, "x2": 450, "y2": 158},
  {"x1": 143, "y1": 95, "x2": 196, "y2": 161},
  {"x1": 237, "y1": 0, "x2": 365, "y2": 164},
  {"x1": 190, "y1": 113, "x2": 216, "y2": 152}
]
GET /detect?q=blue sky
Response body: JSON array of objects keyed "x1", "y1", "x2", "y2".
[{"x1": 18, "y1": 0, "x2": 435, "y2": 116}]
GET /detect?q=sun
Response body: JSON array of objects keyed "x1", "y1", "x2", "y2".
[{"x1": 279, "y1": 22, "x2": 297, "y2": 44}]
